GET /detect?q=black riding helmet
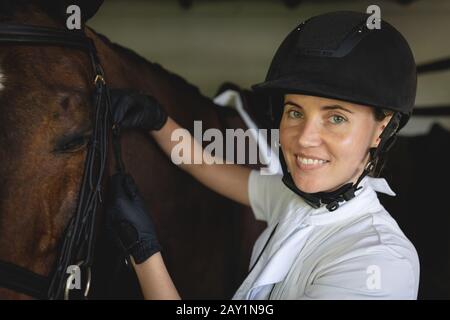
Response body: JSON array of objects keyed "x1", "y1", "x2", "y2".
[{"x1": 252, "y1": 11, "x2": 417, "y2": 211}]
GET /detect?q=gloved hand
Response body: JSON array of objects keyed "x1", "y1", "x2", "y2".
[
  {"x1": 110, "y1": 89, "x2": 168, "y2": 131},
  {"x1": 106, "y1": 172, "x2": 161, "y2": 264}
]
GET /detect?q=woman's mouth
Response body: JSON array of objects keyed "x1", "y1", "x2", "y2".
[{"x1": 295, "y1": 154, "x2": 330, "y2": 170}]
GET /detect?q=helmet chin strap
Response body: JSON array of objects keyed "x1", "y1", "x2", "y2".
[
  {"x1": 279, "y1": 112, "x2": 401, "y2": 212},
  {"x1": 279, "y1": 148, "x2": 375, "y2": 212}
]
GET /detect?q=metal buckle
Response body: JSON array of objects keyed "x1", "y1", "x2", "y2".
[
  {"x1": 365, "y1": 160, "x2": 375, "y2": 172},
  {"x1": 94, "y1": 74, "x2": 105, "y2": 85}
]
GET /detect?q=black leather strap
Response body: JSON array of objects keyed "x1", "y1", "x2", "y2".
[
  {"x1": 0, "y1": 260, "x2": 49, "y2": 299},
  {"x1": 0, "y1": 24, "x2": 102, "y2": 77},
  {"x1": 0, "y1": 24, "x2": 92, "y2": 49}
]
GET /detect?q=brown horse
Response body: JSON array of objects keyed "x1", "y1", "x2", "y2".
[{"x1": 0, "y1": 1, "x2": 265, "y2": 299}]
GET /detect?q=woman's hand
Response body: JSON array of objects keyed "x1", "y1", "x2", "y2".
[
  {"x1": 106, "y1": 172, "x2": 161, "y2": 264},
  {"x1": 110, "y1": 89, "x2": 168, "y2": 131},
  {"x1": 110, "y1": 89, "x2": 251, "y2": 207},
  {"x1": 106, "y1": 173, "x2": 180, "y2": 299}
]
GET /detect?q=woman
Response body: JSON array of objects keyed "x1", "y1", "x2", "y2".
[{"x1": 107, "y1": 11, "x2": 419, "y2": 299}]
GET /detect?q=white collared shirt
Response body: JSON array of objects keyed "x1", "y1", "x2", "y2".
[{"x1": 232, "y1": 170, "x2": 420, "y2": 300}]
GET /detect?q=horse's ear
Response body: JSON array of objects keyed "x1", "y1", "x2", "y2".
[{"x1": 36, "y1": 0, "x2": 104, "y2": 24}]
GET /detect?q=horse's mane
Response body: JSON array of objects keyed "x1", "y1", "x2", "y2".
[{"x1": 91, "y1": 29, "x2": 209, "y2": 101}]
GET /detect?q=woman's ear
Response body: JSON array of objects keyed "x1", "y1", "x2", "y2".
[{"x1": 372, "y1": 114, "x2": 393, "y2": 148}]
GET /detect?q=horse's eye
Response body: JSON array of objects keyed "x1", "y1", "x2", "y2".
[{"x1": 55, "y1": 135, "x2": 90, "y2": 153}]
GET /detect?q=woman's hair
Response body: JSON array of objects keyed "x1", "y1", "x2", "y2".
[
  {"x1": 369, "y1": 108, "x2": 395, "y2": 177},
  {"x1": 373, "y1": 108, "x2": 394, "y2": 122}
]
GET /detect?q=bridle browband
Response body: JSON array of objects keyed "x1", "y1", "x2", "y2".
[{"x1": 0, "y1": 23, "x2": 122, "y2": 299}]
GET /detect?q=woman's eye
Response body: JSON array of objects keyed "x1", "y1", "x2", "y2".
[
  {"x1": 329, "y1": 115, "x2": 346, "y2": 124},
  {"x1": 287, "y1": 110, "x2": 303, "y2": 119}
]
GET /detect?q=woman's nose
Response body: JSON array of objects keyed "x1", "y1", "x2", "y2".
[{"x1": 297, "y1": 119, "x2": 322, "y2": 148}]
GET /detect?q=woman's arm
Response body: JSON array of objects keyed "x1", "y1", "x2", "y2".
[
  {"x1": 110, "y1": 90, "x2": 252, "y2": 206},
  {"x1": 107, "y1": 173, "x2": 181, "y2": 300},
  {"x1": 109, "y1": 91, "x2": 253, "y2": 299},
  {"x1": 133, "y1": 253, "x2": 181, "y2": 300},
  {"x1": 150, "y1": 117, "x2": 252, "y2": 206}
]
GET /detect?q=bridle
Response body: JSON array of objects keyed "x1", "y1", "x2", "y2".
[
  {"x1": 0, "y1": 23, "x2": 123, "y2": 299},
  {"x1": 0, "y1": 23, "x2": 121, "y2": 300}
]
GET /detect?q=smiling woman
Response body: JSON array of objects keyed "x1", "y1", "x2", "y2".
[
  {"x1": 105, "y1": 10, "x2": 420, "y2": 300},
  {"x1": 279, "y1": 94, "x2": 392, "y2": 194},
  {"x1": 239, "y1": 10, "x2": 419, "y2": 299}
]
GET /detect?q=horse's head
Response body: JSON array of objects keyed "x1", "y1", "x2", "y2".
[
  {"x1": 0, "y1": 1, "x2": 106, "y2": 299},
  {"x1": 0, "y1": 0, "x2": 266, "y2": 300}
]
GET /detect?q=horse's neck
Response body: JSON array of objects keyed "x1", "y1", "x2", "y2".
[{"x1": 86, "y1": 27, "x2": 213, "y2": 121}]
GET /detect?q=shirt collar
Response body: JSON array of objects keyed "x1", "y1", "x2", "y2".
[{"x1": 301, "y1": 176, "x2": 396, "y2": 226}]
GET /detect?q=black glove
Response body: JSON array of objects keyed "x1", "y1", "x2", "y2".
[
  {"x1": 110, "y1": 89, "x2": 168, "y2": 131},
  {"x1": 106, "y1": 172, "x2": 161, "y2": 264}
]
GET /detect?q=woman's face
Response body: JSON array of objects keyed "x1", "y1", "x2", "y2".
[{"x1": 279, "y1": 94, "x2": 392, "y2": 193}]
